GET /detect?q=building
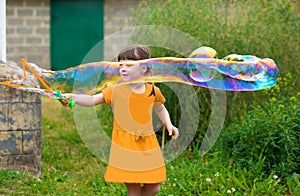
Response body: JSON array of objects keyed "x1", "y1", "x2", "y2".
[{"x1": 6, "y1": 0, "x2": 141, "y2": 69}]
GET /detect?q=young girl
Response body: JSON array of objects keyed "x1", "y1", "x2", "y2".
[{"x1": 60, "y1": 45, "x2": 179, "y2": 196}]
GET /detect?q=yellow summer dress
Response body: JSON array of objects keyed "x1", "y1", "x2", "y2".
[{"x1": 102, "y1": 83, "x2": 166, "y2": 183}]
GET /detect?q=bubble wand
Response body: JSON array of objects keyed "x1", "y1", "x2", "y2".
[{"x1": 0, "y1": 59, "x2": 76, "y2": 108}]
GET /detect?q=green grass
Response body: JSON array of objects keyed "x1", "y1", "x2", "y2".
[
  {"x1": 0, "y1": 98, "x2": 298, "y2": 195},
  {"x1": 1, "y1": 1, "x2": 299, "y2": 194}
]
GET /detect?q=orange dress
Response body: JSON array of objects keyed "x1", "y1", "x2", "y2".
[{"x1": 102, "y1": 84, "x2": 166, "y2": 183}]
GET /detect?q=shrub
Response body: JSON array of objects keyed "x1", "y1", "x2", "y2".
[
  {"x1": 131, "y1": 0, "x2": 300, "y2": 151},
  {"x1": 132, "y1": 0, "x2": 300, "y2": 77},
  {"x1": 215, "y1": 73, "x2": 300, "y2": 178}
]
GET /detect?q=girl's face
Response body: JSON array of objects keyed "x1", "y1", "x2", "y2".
[{"x1": 119, "y1": 60, "x2": 147, "y2": 81}]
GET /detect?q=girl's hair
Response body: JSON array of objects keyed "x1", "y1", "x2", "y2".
[
  {"x1": 118, "y1": 45, "x2": 155, "y2": 96},
  {"x1": 118, "y1": 45, "x2": 151, "y2": 61}
]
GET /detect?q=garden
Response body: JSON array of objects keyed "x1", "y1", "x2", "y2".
[{"x1": 0, "y1": 0, "x2": 299, "y2": 195}]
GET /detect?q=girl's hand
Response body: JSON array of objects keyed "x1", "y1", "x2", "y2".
[
  {"x1": 59, "y1": 99, "x2": 69, "y2": 107},
  {"x1": 59, "y1": 93, "x2": 72, "y2": 107},
  {"x1": 166, "y1": 124, "x2": 179, "y2": 140}
]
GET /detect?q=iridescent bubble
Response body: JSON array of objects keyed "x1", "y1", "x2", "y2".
[{"x1": 0, "y1": 47, "x2": 279, "y2": 95}]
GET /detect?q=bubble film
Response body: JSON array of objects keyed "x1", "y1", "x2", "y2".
[
  {"x1": 0, "y1": 50, "x2": 279, "y2": 99},
  {"x1": 42, "y1": 55, "x2": 279, "y2": 94}
]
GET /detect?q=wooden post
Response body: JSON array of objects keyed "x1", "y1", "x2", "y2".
[{"x1": 0, "y1": 0, "x2": 6, "y2": 64}]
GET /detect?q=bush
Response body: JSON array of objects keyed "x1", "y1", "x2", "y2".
[
  {"x1": 215, "y1": 73, "x2": 300, "y2": 178},
  {"x1": 131, "y1": 0, "x2": 300, "y2": 147},
  {"x1": 132, "y1": 0, "x2": 300, "y2": 77}
]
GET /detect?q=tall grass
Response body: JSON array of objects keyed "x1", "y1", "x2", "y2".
[
  {"x1": 131, "y1": 0, "x2": 300, "y2": 146},
  {"x1": 130, "y1": 0, "x2": 300, "y2": 189},
  {"x1": 214, "y1": 74, "x2": 300, "y2": 178},
  {"x1": 132, "y1": 0, "x2": 299, "y2": 75}
]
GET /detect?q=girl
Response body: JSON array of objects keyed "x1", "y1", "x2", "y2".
[{"x1": 60, "y1": 45, "x2": 179, "y2": 196}]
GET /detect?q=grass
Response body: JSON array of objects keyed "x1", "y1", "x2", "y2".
[
  {"x1": 0, "y1": 97, "x2": 298, "y2": 195},
  {"x1": 1, "y1": 1, "x2": 299, "y2": 194}
]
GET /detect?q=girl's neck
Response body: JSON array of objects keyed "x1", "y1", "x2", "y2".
[{"x1": 128, "y1": 83, "x2": 145, "y2": 94}]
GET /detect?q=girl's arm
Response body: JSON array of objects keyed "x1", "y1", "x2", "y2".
[
  {"x1": 154, "y1": 103, "x2": 179, "y2": 139},
  {"x1": 60, "y1": 93, "x2": 105, "y2": 107}
]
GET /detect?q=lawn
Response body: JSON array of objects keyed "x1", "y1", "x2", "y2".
[{"x1": 0, "y1": 97, "x2": 299, "y2": 195}]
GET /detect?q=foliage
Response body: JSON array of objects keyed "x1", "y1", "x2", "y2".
[
  {"x1": 0, "y1": 1, "x2": 299, "y2": 194},
  {"x1": 0, "y1": 149, "x2": 299, "y2": 195},
  {"x1": 164, "y1": 152, "x2": 299, "y2": 195},
  {"x1": 131, "y1": 0, "x2": 300, "y2": 102},
  {"x1": 132, "y1": 0, "x2": 300, "y2": 76},
  {"x1": 215, "y1": 73, "x2": 300, "y2": 178},
  {"x1": 131, "y1": 0, "x2": 300, "y2": 150},
  {"x1": 0, "y1": 97, "x2": 298, "y2": 195}
]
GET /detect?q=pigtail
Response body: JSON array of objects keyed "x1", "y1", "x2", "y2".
[{"x1": 148, "y1": 82, "x2": 156, "y2": 97}]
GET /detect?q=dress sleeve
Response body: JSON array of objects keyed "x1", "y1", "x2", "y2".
[
  {"x1": 154, "y1": 86, "x2": 166, "y2": 104},
  {"x1": 101, "y1": 86, "x2": 113, "y2": 105}
]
